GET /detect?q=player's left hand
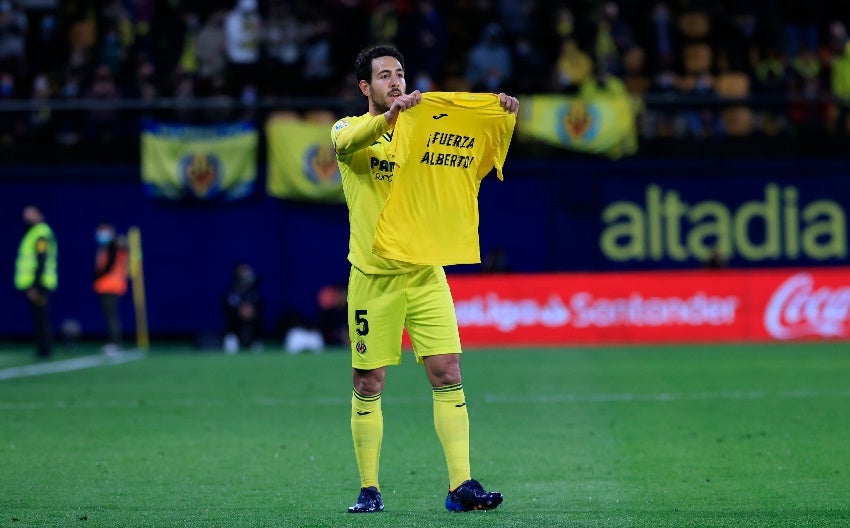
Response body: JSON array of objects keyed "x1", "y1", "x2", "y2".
[{"x1": 498, "y1": 93, "x2": 519, "y2": 115}]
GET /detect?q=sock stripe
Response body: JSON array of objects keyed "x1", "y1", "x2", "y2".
[
  {"x1": 353, "y1": 389, "x2": 381, "y2": 402},
  {"x1": 433, "y1": 383, "x2": 463, "y2": 394}
]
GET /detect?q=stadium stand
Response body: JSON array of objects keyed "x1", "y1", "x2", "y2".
[{"x1": 0, "y1": 0, "x2": 849, "y2": 161}]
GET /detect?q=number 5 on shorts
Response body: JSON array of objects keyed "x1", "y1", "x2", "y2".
[{"x1": 354, "y1": 309, "x2": 369, "y2": 336}]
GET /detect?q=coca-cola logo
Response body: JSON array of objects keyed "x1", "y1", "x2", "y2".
[{"x1": 764, "y1": 273, "x2": 850, "y2": 339}]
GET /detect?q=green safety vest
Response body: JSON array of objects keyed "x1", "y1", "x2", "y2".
[{"x1": 15, "y1": 223, "x2": 58, "y2": 291}]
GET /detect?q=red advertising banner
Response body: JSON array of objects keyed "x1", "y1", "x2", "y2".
[{"x1": 447, "y1": 268, "x2": 850, "y2": 347}]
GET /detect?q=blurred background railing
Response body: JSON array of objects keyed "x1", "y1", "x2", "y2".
[{"x1": 0, "y1": 92, "x2": 847, "y2": 168}]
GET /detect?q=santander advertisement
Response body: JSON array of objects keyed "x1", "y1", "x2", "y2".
[{"x1": 447, "y1": 268, "x2": 850, "y2": 346}]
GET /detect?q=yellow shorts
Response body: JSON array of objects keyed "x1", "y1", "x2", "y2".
[{"x1": 347, "y1": 265, "x2": 462, "y2": 369}]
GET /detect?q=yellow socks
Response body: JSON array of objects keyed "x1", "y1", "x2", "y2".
[
  {"x1": 351, "y1": 389, "x2": 383, "y2": 490},
  {"x1": 433, "y1": 383, "x2": 471, "y2": 490}
]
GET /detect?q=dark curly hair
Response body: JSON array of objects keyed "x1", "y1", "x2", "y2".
[{"x1": 354, "y1": 45, "x2": 405, "y2": 84}]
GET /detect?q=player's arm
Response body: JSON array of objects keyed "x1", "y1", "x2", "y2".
[{"x1": 332, "y1": 115, "x2": 391, "y2": 155}]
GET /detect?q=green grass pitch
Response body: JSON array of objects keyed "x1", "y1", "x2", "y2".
[{"x1": 1, "y1": 341, "x2": 848, "y2": 527}]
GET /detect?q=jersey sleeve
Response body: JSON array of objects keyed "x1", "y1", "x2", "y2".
[{"x1": 331, "y1": 114, "x2": 391, "y2": 156}]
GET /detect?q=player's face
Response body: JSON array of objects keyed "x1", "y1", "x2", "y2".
[{"x1": 367, "y1": 56, "x2": 405, "y2": 113}]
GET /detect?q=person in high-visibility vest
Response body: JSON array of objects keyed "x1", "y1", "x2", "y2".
[
  {"x1": 14, "y1": 205, "x2": 58, "y2": 358},
  {"x1": 93, "y1": 223, "x2": 129, "y2": 355}
]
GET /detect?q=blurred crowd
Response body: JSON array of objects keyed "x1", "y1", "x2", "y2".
[{"x1": 1, "y1": 0, "x2": 850, "y2": 153}]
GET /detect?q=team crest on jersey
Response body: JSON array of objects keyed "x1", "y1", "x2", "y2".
[
  {"x1": 181, "y1": 153, "x2": 222, "y2": 198},
  {"x1": 333, "y1": 119, "x2": 350, "y2": 132},
  {"x1": 304, "y1": 144, "x2": 342, "y2": 185},
  {"x1": 355, "y1": 339, "x2": 367, "y2": 355}
]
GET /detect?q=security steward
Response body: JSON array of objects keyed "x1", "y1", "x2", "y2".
[{"x1": 15, "y1": 206, "x2": 58, "y2": 358}]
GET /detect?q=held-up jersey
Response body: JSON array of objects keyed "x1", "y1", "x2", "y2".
[
  {"x1": 331, "y1": 112, "x2": 425, "y2": 275},
  {"x1": 372, "y1": 92, "x2": 516, "y2": 265}
]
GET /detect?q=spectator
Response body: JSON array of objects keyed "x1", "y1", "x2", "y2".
[
  {"x1": 99, "y1": 17, "x2": 130, "y2": 79},
  {"x1": 174, "y1": 10, "x2": 201, "y2": 79},
  {"x1": 55, "y1": 67, "x2": 83, "y2": 146},
  {"x1": 787, "y1": 46, "x2": 826, "y2": 136},
  {"x1": 648, "y1": 2, "x2": 676, "y2": 74},
  {"x1": 263, "y1": 5, "x2": 301, "y2": 91},
  {"x1": 753, "y1": 46, "x2": 789, "y2": 136},
  {"x1": 782, "y1": 0, "x2": 822, "y2": 58},
  {"x1": 196, "y1": 9, "x2": 226, "y2": 89},
  {"x1": 0, "y1": 0, "x2": 27, "y2": 77},
  {"x1": 83, "y1": 64, "x2": 122, "y2": 143},
  {"x1": 829, "y1": 26, "x2": 850, "y2": 137},
  {"x1": 222, "y1": 263, "x2": 263, "y2": 354},
  {"x1": 25, "y1": 10, "x2": 63, "y2": 75},
  {"x1": 465, "y1": 23, "x2": 513, "y2": 93},
  {"x1": 497, "y1": 0, "x2": 536, "y2": 40},
  {"x1": 367, "y1": 0, "x2": 403, "y2": 46},
  {"x1": 224, "y1": 0, "x2": 262, "y2": 97},
  {"x1": 172, "y1": 71, "x2": 198, "y2": 122},
  {"x1": 590, "y1": 2, "x2": 634, "y2": 78},
  {"x1": 555, "y1": 37, "x2": 593, "y2": 93},
  {"x1": 402, "y1": 0, "x2": 447, "y2": 82},
  {"x1": 300, "y1": 16, "x2": 335, "y2": 96},
  {"x1": 130, "y1": 52, "x2": 158, "y2": 101},
  {"x1": 0, "y1": 70, "x2": 21, "y2": 145},
  {"x1": 681, "y1": 71, "x2": 724, "y2": 140},
  {"x1": 26, "y1": 71, "x2": 53, "y2": 144},
  {"x1": 511, "y1": 34, "x2": 551, "y2": 94},
  {"x1": 643, "y1": 67, "x2": 679, "y2": 138},
  {"x1": 719, "y1": 1, "x2": 762, "y2": 72}
]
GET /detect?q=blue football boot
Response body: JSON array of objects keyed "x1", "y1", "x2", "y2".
[
  {"x1": 347, "y1": 486, "x2": 384, "y2": 513},
  {"x1": 445, "y1": 479, "x2": 503, "y2": 512}
]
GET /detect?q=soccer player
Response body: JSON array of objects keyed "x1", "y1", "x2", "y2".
[{"x1": 331, "y1": 44, "x2": 518, "y2": 513}]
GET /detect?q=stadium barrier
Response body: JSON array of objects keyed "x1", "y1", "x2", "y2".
[{"x1": 446, "y1": 267, "x2": 850, "y2": 347}]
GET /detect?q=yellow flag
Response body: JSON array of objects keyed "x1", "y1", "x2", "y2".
[
  {"x1": 518, "y1": 86, "x2": 638, "y2": 159},
  {"x1": 265, "y1": 118, "x2": 343, "y2": 203},
  {"x1": 141, "y1": 121, "x2": 257, "y2": 200}
]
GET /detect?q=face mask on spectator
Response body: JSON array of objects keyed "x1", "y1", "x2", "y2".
[{"x1": 96, "y1": 229, "x2": 114, "y2": 245}]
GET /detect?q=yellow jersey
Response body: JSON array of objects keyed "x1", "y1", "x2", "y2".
[
  {"x1": 331, "y1": 112, "x2": 425, "y2": 275},
  {"x1": 372, "y1": 92, "x2": 516, "y2": 265}
]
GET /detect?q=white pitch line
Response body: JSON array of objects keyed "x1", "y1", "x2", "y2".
[
  {"x1": 482, "y1": 388, "x2": 850, "y2": 404},
  {"x1": 2, "y1": 388, "x2": 849, "y2": 411},
  {"x1": 0, "y1": 350, "x2": 145, "y2": 381}
]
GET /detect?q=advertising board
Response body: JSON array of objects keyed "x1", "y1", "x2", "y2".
[{"x1": 448, "y1": 268, "x2": 850, "y2": 346}]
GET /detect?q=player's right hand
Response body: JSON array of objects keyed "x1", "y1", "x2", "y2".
[{"x1": 385, "y1": 90, "x2": 422, "y2": 125}]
